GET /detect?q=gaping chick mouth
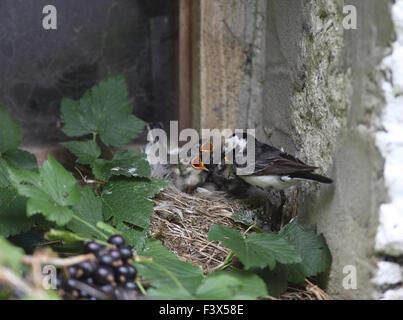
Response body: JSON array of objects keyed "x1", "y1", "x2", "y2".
[
  {"x1": 191, "y1": 156, "x2": 209, "y2": 171},
  {"x1": 199, "y1": 141, "x2": 214, "y2": 153}
]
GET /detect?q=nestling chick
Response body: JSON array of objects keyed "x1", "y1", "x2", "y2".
[{"x1": 145, "y1": 126, "x2": 208, "y2": 193}]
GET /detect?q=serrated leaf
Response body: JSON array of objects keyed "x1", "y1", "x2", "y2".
[
  {"x1": 0, "y1": 152, "x2": 38, "y2": 237},
  {"x1": 45, "y1": 229, "x2": 89, "y2": 244},
  {"x1": 61, "y1": 140, "x2": 101, "y2": 165},
  {"x1": 0, "y1": 187, "x2": 35, "y2": 237},
  {"x1": 231, "y1": 210, "x2": 257, "y2": 225},
  {"x1": 254, "y1": 266, "x2": 289, "y2": 298},
  {"x1": 195, "y1": 270, "x2": 267, "y2": 300},
  {"x1": 0, "y1": 235, "x2": 24, "y2": 273},
  {"x1": 0, "y1": 149, "x2": 38, "y2": 188},
  {"x1": 8, "y1": 156, "x2": 80, "y2": 226},
  {"x1": 61, "y1": 75, "x2": 146, "y2": 147},
  {"x1": 93, "y1": 149, "x2": 151, "y2": 182},
  {"x1": 101, "y1": 177, "x2": 168, "y2": 248},
  {"x1": 208, "y1": 224, "x2": 301, "y2": 270},
  {"x1": 136, "y1": 240, "x2": 203, "y2": 294},
  {"x1": 279, "y1": 220, "x2": 332, "y2": 283},
  {"x1": 0, "y1": 105, "x2": 22, "y2": 152},
  {"x1": 66, "y1": 187, "x2": 104, "y2": 239}
]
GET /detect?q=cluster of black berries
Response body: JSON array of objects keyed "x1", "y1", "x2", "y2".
[{"x1": 57, "y1": 235, "x2": 140, "y2": 300}]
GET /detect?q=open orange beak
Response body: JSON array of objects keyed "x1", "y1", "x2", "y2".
[
  {"x1": 191, "y1": 156, "x2": 209, "y2": 171},
  {"x1": 200, "y1": 141, "x2": 214, "y2": 153}
]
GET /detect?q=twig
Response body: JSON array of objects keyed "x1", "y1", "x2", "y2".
[
  {"x1": 0, "y1": 266, "x2": 34, "y2": 295},
  {"x1": 22, "y1": 253, "x2": 96, "y2": 267},
  {"x1": 74, "y1": 166, "x2": 105, "y2": 185}
]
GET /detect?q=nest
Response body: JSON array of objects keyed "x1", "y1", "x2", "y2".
[
  {"x1": 151, "y1": 186, "x2": 247, "y2": 273},
  {"x1": 150, "y1": 185, "x2": 332, "y2": 300}
]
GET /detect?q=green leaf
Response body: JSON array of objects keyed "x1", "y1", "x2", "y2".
[
  {"x1": 0, "y1": 105, "x2": 23, "y2": 152},
  {"x1": 135, "y1": 239, "x2": 203, "y2": 294},
  {"x1": 2, "y1": 149, "x2": 38, "y2": 172},
  {"x1": 93, "y1": 149, "x2": 151, "y2": 182},
  {"x1": 149, "y1": 269, "x2": 267, "y2": 300},
  {"x1": 61, "y1": 75, "x2": 146, "y2": 147},
  {"x1": 0, "y1": 235, "x2": 24, "y2": 273},
  {"x1": 8, "y1": 156, "x2": 80, "y2": 226},
  {"x1": 0, "y1": 187, "x2": 35, "y2": 237},
  {"x1": 279, "y1": 220, "x2": 332, "y2": 283},
  {"x1": 147, "y1": 287, "x2": 194, "y2": 300},
  {"x1": 0, "y1": 149, "x2": 38, "y2": 188},
  {"x1": 96, "y1": 221, "x2": 128, "y2": 238},
  {"x1": 195, "y1": 270, "x2": 267, "y2": 300},
  {"x1": 0, "y1": 159, "x2": 11, "y2": 188},
  {"x1": 0, "y1": 152, "x2": 39, "y2": 237},
  {"x1": 208, "y1": 224, "x2": 301, "y2": 270},
  {"x1": 255, "y1": 266, "x2": 289, "y2": 298},
  {"x1": 101, "y1": 177, "x2": 169, "y2": 248},
  {"x1": 61, "y1": 140, "x2": 101, "y2": 165},
  {"x1": 45, "y1": 229, "x2": 89, "y2": 244},
  {"x1": 231, "y1": 210, "x2": 257, "y2": 226},
  {"x1": 66, "y1": 187, "x2": 104, "y2": 239}
]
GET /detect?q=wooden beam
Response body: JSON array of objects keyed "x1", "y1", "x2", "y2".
[
  {"x1": 178, "y1": 0, "x2": 192, "y2": 131},
  {"x1": 192, "y1": 0, "x2": 246, "y2": 131}
]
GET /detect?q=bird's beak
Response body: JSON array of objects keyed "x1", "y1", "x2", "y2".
[
  {"x1": 191, "y1": 156, "x2": 209, "y2": 171},
  {"x1": 200, "y1": 141, "x2": 214, "y2": 153}
]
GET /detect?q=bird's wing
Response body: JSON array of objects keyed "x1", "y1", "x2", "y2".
[{"x1": 251, "y1": 145, "x2": 318, "y2": 176}]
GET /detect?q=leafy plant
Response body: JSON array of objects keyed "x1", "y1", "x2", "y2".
[{"x1": 0, "y1": 76, "x2": 332, "y2": 300}]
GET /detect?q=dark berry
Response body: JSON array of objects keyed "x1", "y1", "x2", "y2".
[
  {"x1": 98, "y1": 253, "x2": 114, "y2": 266},
  {"x1": 64, "y1": 278, "x2": 78, "y2": 291},
  {"x1": 126, "y1": 265, "x2": 137, "y2": 281},
  {"x1": 84, "y1": 241, "x2": 103, "y2": 254},
  {"x1": 94, "y1": 266, "x2": 114, "y2": 285},
  {"x1": 85, "y1": 277, "x2": 94, "y2": 285},
  {"x1": 118, "y1": 246, "x2": 133, "y2": 262},
  {"x1": 115, "y1": 265, "x2": 129, "y2": 283},
  {"x1": 68, "y1": 266, "x2": 83, "y2": 279},
  {"x1": 78, "y1": 260, "x2": 97, "y2": 277},
  {"x1": 108, "y1": 234, "x2": 125, "y2": 247},
  {"x1": 100, "y1": 284, "x2": 114, "y2": 294},
  {"x1": 124, "y1": 281, "x2": 138, "y2": 291},
  {"x1": 109, "y1": 249, "x2": 121, "y2": 261},
  {"x1": 109, "y1": 249, "x2": 123, "y2": 267}
]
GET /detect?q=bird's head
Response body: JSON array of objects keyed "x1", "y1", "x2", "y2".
[{"x1": 224, "y1": 132, "x2": 249, "y2": 155}]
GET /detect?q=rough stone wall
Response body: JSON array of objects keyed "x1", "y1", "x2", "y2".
[
  {"x1": 194, "y1": 0, "x2": 396, "y2": 299},
  {"x1": 295, "y1": 0, "x2": 393, "y2": 300},
  {"x1": 373, "y1": 0, "x2": 403, "y2": 300}
]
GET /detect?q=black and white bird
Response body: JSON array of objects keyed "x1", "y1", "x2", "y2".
[
  {"x1": 198, "y1": 141, "x2": 251, "y2": 196},
  {"x1": 223, "y1": 133, "x2": 333, "y2": 192}
]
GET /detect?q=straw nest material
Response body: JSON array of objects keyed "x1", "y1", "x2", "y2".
[{"x1": 150, "y1": 185, "x2": 332, "y2": 300}]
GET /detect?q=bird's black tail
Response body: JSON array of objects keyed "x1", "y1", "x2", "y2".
[{"x1": 290, "y1": 171, "x2": 333, "y2": 184}]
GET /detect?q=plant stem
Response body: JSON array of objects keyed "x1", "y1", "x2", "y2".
[
  {"x1": 242, "y1": 223, "x2": 256, "y2": 236},
  {"x1": 92, "y1": 132, "x2": 97, "y2": 142},
  {"x1": 135, "y1": 280, "x2": 147, "y2": 295},
  {"x1": 71, "y1": 215, "x2": 108, "y2": 240},
  {"x1": 215, "y1": 224, "x2": 257, "y2": 272}
]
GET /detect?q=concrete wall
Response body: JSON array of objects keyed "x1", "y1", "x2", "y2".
[{"x1": 193, "y1": 0, "x2": 397, "y2": 299}]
